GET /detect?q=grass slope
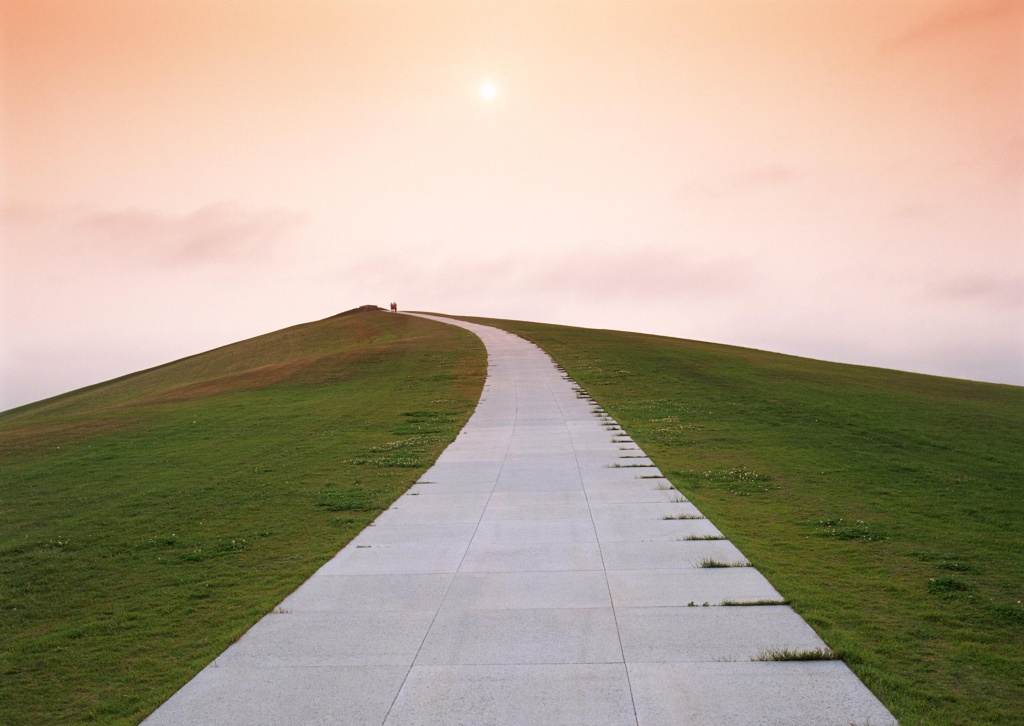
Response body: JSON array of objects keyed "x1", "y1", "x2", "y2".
[
  {"x1": 461, "y1": 315, "x2": 1024, "y2": 726},
  {"x1": 0, "y1": 310, "x2": 486, "y2": 725}
]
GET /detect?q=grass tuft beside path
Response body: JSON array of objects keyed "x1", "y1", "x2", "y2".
[
  {"x1": 0, "y1": 311, "x2": 486, "y2": 725},
  {"x1": 461, "y1": 315, "x2": 1024, "y2": 726}
]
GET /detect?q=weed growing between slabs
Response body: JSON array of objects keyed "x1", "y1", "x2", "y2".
[
  {"x1": 698, "y1": 557, "x2": 751, "y2": 568},
  {"x1": 0, "y1": 311, "x2": 486, "y2": 725},
  {"x1": 458, "y1": 315, "x2": 1024, "y2": 726},
  {"x1": 755, "y1": 647, "x2": 840, "y2": 662}
]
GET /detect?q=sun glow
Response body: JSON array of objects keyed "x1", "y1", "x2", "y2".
[{"x1": 479, "y1": 81, "x2": 497, "y2": 101}]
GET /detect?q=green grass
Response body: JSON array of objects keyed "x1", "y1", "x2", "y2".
[
  {"x1": 0, "y1": 310, "x2": 486, "y2": 725},
  {"x1": 459, "y1": 315, "x2": 1024, "y2": 725}
]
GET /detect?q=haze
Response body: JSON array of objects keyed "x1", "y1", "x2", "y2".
[{"x1": 2, "y1": 0, "x2": 1022, "y2": 411}]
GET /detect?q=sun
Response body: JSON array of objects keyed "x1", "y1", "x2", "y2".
[{"x1": 479, "y1": 81, "x2": 497, "y2": 101}]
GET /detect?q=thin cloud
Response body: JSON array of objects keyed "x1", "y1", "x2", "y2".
[
  {"x1": 527, "y1": 248, "x2": 756, "y2": 302},
  {"x1": 930, "y1": 275, "x2": 1024, "y2": 309},
  {"x1": 339, "y1": 246, "x2": 755, "y2": 304},
  {"x1": 998, "y1": 136, "x2": 1024, "y2": 180},
  {"x1": 678, "y1": 164, "x2": 799, "y2": 200},
  {"x1": 2, "y1": 202, "x2": 306, "y2": 271},
  {"x1": 888, "y1": 0, "x2": 1022, "y2": 49},
  {"x1": 72, "y1": 204, "x2": 307, "y2": 267}
]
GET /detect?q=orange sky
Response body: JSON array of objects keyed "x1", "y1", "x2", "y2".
[{"x1": 1, "y1": 0, "x2": 1022, "y2": 408}]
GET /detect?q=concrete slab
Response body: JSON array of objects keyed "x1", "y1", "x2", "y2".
[
  {"x1": 493, "y1": 475, "x2": 585, "y2": 493},
  {"x1": 580, "y1": 469, "x2": 665, "y2": 483},
  {"x1": 384, "y1": 664, "x2": 637, "y2": 726},
  {"x1": 440, "y1": 571, "x2": 611, "y2": 610},
  {"x1": 349, "y1": 523, "x2": 477, "y2": 546},
  {"x1": 399, "y1": 489, "x2": 492, "y2": 506},
  {"x1": 594, "y1": 518, "x2": 723, "y2": 542},
  {"x1": 144, "y1": 665, "x2": 410, "y2": 726},
  {"x1": 322, "y1": 540, "x2": 469, "y2": 574},
  {"x1": 577, "y1": 456, "x2": 655, "y2": 466},
  {"x1": 419, "y1": 462, "x2": 503, "y2": 483},
  {"x1": 577, "y1": 457, "x2": 654, "y2": 469},
  {"x1": 499, "y1": 456, "x2": 579, "y2": 469},
  {"x1": 405, "y1": 482, "x2": 496, "y2": 497},
  {"x1": 583, "y1": 486, "x2": 685, "y2": 505},
  {"x1": 581, "y1": 475, "x2": 668, "y2": 487},
  {"x1": 460, "y1": 542, "x2": 605, "y2": 572},
  {"x1": 435, "y1": 452, "x2": 508, "y2": 464},
  {"x1": 279, "y1": 574, "x2": 454, "y2": 612},
  {"x1": 589, "y1": 502, "x2": 705, "y2": 521},
  {"x1": 601, "y1": 540, "x2": 749, "y2": 570},
  {"x1": 581, "y1": 478, "x2": 662, "y2": 492},
  {"x1": 214, "y1": 611, "x2": 435, "y2": 666},
  {"x1": 372, "y1": 504, "x2": 486, "y2": 526},
  {"x1": 472, "y1": 520, "x2": 598, "y2": 545},
  {"x1": 487, "y1": 490, "x2": 588, "y2": 506},
  {"x1": 628, "y1": 661, "x2": 897, "y2": 725},
  {"x1": 607, "y1": 569, "x2": 784, "y2": 607},
  {"x1": 616, "y1": 606, "x2": 827, "y2": 662},
  {"x1": 480, "y1": 503, "x2": 593, "y2": 521},
  {"x1": 417, "y1": 608, "x2": 622, "y2": 665}
]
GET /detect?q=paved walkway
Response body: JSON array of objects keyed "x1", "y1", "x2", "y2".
[{"x1": 146, "y1": 315, "x2": 896, "y2": 725}]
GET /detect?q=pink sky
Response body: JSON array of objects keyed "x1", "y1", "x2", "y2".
[{"x1": 2, "y1": 0, "x2": 1022, "y2": 410}]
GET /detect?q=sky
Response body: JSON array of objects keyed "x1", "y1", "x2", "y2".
[{"x1": 1, "y1": 0, "x2": 1022, "y2": 411}]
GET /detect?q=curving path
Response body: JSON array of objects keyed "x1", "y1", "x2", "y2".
[{"x1": 145, "y1": 314, "x2": 896, "y2": 725}]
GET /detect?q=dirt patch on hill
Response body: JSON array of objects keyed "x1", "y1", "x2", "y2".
[
  {"x1": 325, "y1": 305, "x2": 385, "y2": 318},
  {"x1": 0, "y1": 417, "x2": 132, "y2": 459},
  {"x1": 121, "y1": 340, "x2": 414, "y2": 406}
]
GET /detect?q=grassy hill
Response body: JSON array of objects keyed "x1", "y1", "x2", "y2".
[
  {"x1": 0, "y1": 309, "x2": 486, "y2": 724},
  {"x1": 459, "y1": 315, "x2": 1024, "y2": 726},
  {"x1": 4, "y1": 310, "x2": 1022, "y2": 724}
]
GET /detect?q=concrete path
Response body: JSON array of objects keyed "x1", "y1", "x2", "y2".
[{"x1": 145, "y1": 315, "x2": 896, "y2": 725}]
